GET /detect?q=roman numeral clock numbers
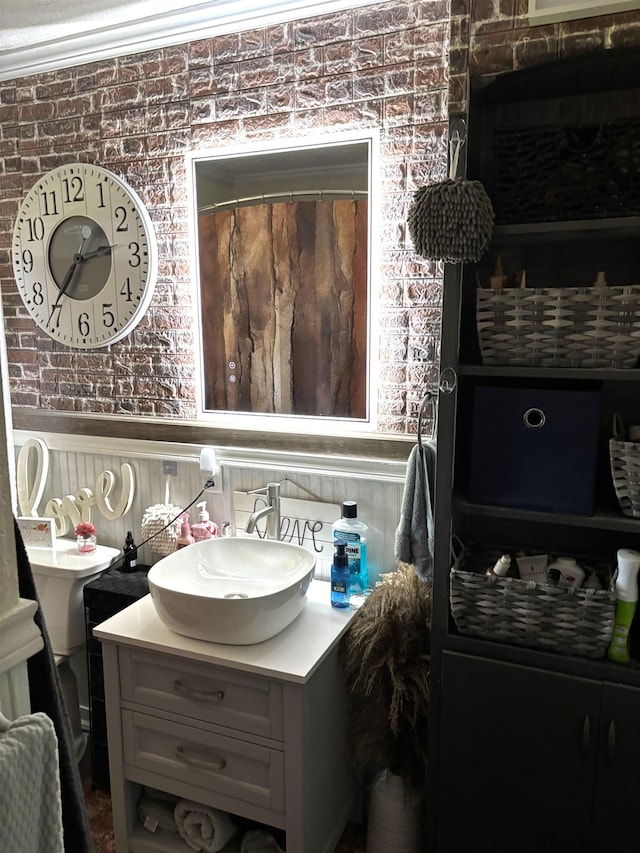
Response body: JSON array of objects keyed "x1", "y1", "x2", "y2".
[{"x1": 11, "y1": 163, "x2": 157, "y2": 350}]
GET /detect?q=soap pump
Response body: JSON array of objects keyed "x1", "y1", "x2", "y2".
[
  {"x1": 607, "y1": 548, "x2": 640, "y2": 664},
  {"x1": 331, "y1": 540, "x2": 350, "y2": 609},
  {"x1": 176, "y1": 514, "x2": 195, "y2": 550},
  {"x1": 192, "y1": 501, "x2": 218, "y2": 541}
]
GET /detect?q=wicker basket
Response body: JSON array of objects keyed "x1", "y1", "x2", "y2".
[
  {"x1": 610, "y1": 438, "x2": 640, "y2": 518},
  {"x1": 476, "y1": 285, "x2": 640, "y2": 368},
  {"x1": 450, "y1": 545, "x2": 615, "y2": 658}
]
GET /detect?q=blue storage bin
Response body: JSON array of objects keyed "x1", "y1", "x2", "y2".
[{"x1": 469, "y1": 386, "x2": 601, "y2": 516}]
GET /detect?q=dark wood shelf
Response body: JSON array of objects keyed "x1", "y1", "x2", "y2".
[
  {"x1": 444, "y1": 631, "x2": 640, "y2": 689},
  {"x1": 454, "y1": 498, "x2": 640, "y2": 533},
  {"x1": 458, "y1": 364, "x2": 640, "y2": 382},
  {"x1": 493, "y1": 216, "x2": 640, "y2": 241}
]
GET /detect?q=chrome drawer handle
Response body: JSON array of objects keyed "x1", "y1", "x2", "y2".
[
  {"x1": 175, "y1": 745, "x2": 226, "y2": 772},
  {"x1": 174, "y1": 680, "x2": 225, "y2": 702}
]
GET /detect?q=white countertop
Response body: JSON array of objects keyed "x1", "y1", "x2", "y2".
[{"x1": 94, "y1": 579, "x2": 358, "y2": 684}]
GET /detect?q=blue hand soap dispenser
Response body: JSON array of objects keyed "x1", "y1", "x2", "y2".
[{"x1": 331, "y1": 540, "x2": 350, "y2": 608}]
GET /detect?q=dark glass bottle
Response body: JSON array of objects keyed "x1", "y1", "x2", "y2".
[{"x1": 122, "y1": 530, "x2": 138, "y2": 573}]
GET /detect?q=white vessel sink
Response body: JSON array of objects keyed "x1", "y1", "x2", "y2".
[{"x1": 147, "y1": 537, "x2": 316, "y2": 645}]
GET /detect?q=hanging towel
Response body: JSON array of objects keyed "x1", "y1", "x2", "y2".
[
  {"x1": 394, "y1": 441, "x2": 436, "y2": 581},
  {"x1": 14, "y1": 519, "x2": 93, "y2": 853},
  {"x1": 0, "y1": 712, "x2": 64, "y2": 853},
  {"x1": 174, "y1": 799, "x2": 237, "y2": 852}
]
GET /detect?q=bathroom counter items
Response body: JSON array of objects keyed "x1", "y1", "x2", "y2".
[
  {"x1": 96, "y1": 580, "x2": 359, "y2": 853},
  {"x1": 95, "y1": 579, "x2": 355, "y2": 683}
]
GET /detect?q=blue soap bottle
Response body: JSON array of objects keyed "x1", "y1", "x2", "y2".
[{"x1": 331, "y1": 540, "x2": 350, "y2": 608}]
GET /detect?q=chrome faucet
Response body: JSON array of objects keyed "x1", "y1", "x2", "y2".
[{"x1": 245, "y1": 482, "x2": 281, "y2": 540}]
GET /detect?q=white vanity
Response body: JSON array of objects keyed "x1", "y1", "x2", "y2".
[{"x1": 95, "y1": 580, "x2": 359, "y2": 853}]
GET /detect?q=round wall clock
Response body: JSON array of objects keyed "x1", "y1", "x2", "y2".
[{"x1": 11, "y1": 163, "x2": 158, "y2": 349}]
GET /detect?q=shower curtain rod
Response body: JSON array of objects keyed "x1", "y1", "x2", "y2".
[{"x1": 198, "y1": 188, "x2": 367, "y2": 213}]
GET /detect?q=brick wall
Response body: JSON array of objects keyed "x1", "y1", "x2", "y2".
[
  {"x1": 0, "y1": 0, "x2": 450, "y2": 434},
  {"x1": 450, "y1": 1, "x2": 640, "y2": 114},
  {"x1": 1, "y1": 1, "x2": 638, "y2": 436}
]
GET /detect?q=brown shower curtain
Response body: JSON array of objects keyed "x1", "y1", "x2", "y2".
[{"x1": 198, "y1": 199, "x2": 368, "y2": 418}]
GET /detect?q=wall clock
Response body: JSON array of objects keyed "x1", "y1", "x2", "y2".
[{"x1": 11, "y1": 163, "x2": 158, "y2": 349}]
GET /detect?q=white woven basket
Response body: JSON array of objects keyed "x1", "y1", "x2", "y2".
[{"x1": 476, "y1": 285, "x2": 640, "y2": 368}]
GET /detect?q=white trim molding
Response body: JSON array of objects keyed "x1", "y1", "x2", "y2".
[
  {"x1": 0, "y1": 0, "x2": 379, "y2": 82},
  {"x1": 528, "y1": 0, "x2": 640, "y2": 23}
]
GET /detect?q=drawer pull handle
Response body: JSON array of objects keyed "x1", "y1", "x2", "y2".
[
  {"x1": 175, "y1": 746, "x2": 226, "y2": 772},
  {"x1": 174, "y1": 680, "x2": 225, "y2": 702},
  {"x1": 606, "y1": 719, "x2": 616, "y2": 763},
  {"x1": 581, "y1": 713, "x2": 590, "y2": 757}
]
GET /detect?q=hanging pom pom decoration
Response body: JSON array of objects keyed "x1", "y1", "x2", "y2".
[{"x1": 407, "y1": 126, "x2": 494, "y2": 263}]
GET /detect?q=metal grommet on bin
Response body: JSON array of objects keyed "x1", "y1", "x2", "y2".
[{"x1": 523, "y1": 407, "x2": 546, "y2": 429}]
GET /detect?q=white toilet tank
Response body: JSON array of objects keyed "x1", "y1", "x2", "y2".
[{"x1": 26, "y1": 539, "x2": 120, "y2": 656}]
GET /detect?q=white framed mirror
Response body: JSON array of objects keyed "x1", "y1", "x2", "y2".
[{"x1": 189, "y1": 130, "x2": 378, "y2": 433}]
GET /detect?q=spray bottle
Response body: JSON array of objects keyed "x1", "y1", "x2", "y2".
[{"x1": 607, "y1": 548, "x2": 640, "y2": 664}]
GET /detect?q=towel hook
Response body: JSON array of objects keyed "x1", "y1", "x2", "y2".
[{"x1": 417, "y1": 391, "x2": 437, "y2": 447}]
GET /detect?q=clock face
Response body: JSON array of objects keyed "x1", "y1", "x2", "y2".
[{"x1": 11, "y1": 163, "x2": 158, "y2": 349}]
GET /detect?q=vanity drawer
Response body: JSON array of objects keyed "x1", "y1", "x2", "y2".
[
  {"x1": 118, "y1": 647, "x2": 284, "y2": 740},
  {"x1": 122, "y1": 709, "x2": 285, "y2": 814}
]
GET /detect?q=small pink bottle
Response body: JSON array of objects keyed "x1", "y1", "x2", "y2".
[{"x1": 176, "y1": 514, "x2": 195, "y2": 549}]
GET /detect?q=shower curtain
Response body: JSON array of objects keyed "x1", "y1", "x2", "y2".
[{"x1": 198, "y1": 199, "x2": 368, "y2": 418}]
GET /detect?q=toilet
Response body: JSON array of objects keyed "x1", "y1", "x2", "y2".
[{"x1": 26, "y1": 538, "x2": 120, "y2": 762}]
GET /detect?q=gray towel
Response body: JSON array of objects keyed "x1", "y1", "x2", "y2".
[
  {"x1": 0, "y1": 712, "x2": 64, "y2": 853},
  {"x1": 394, "y1": 441, "x2": 436, "y2": 581}
]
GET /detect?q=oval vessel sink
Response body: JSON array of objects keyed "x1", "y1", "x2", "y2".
[{"x1": 148, "y1": 537, "x2": 316, "y2": 645}]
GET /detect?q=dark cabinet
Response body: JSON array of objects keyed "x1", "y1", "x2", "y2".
[
  {"x1": 83, "y1": 567, "x2": 149, "y2": 791},
  {"x1": 428, "y1": 49, "x2": 640, "y2": 853},
  {"x1": 437, "y1": 652, "x2": 640, "y2": 853}
]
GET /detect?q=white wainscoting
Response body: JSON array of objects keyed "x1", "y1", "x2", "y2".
[{"x1": 13, "y1": 431, "x2": 408, "y2": 584}]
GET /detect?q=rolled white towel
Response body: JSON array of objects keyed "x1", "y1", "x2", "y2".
[
  {"x1": 241, "y1": 828, "x2": 284, "y2": 853},
  {"x1": 138, "y1": 793, "x2": 179, "y2": 834},
  {"x1": 174, "y1": 800, "x2": 236, "y2": 853}
]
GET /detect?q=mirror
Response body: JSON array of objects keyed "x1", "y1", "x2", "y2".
[{"x1": 192, "y1": 135, "x2": 371, "y2": 421}]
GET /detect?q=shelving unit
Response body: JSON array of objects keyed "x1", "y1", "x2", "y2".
[{"x1": 427, "y1": 48, "x2": 640, "y2": 853}]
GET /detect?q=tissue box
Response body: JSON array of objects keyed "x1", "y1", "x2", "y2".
[{"x1": 469, "y1": 386, "x2": 601, "y2": 515}]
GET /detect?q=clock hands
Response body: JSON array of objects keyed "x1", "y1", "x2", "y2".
[
  {"x1": 50, "y1": 226, "x2": 93, "y2": 318},
  {"x1": 80, "y1": 243, "x2": 117, "y2": 261}
]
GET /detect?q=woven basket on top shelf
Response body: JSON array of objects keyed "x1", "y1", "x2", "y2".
[
  {"x1": 476, "y1": 285, "x2": 640, "y2": 368},
  {"x1": 450, "y1": 545, "x2": 615, "y2": 659}
]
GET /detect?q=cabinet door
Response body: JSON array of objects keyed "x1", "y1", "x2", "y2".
[
  {"x1": 590, "y1": 682, "x2": 640, "y2": 853},
  {"x1": 436, "y1": 652, "x2": 600, "y2": 853}
]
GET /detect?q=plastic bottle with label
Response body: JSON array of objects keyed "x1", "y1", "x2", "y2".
[
  {"x1": 608, "y1": 548, "x2": 640, "y2": 664},
  {"x1": 332, "y1": 501, "x2": 368, "y2": 596},
  {"x1": 547, "y1": 556, "x2": 585, "y2": 589},
  {"x1": 331, "y1": 540, "x2": 350, "y2": 609}
]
